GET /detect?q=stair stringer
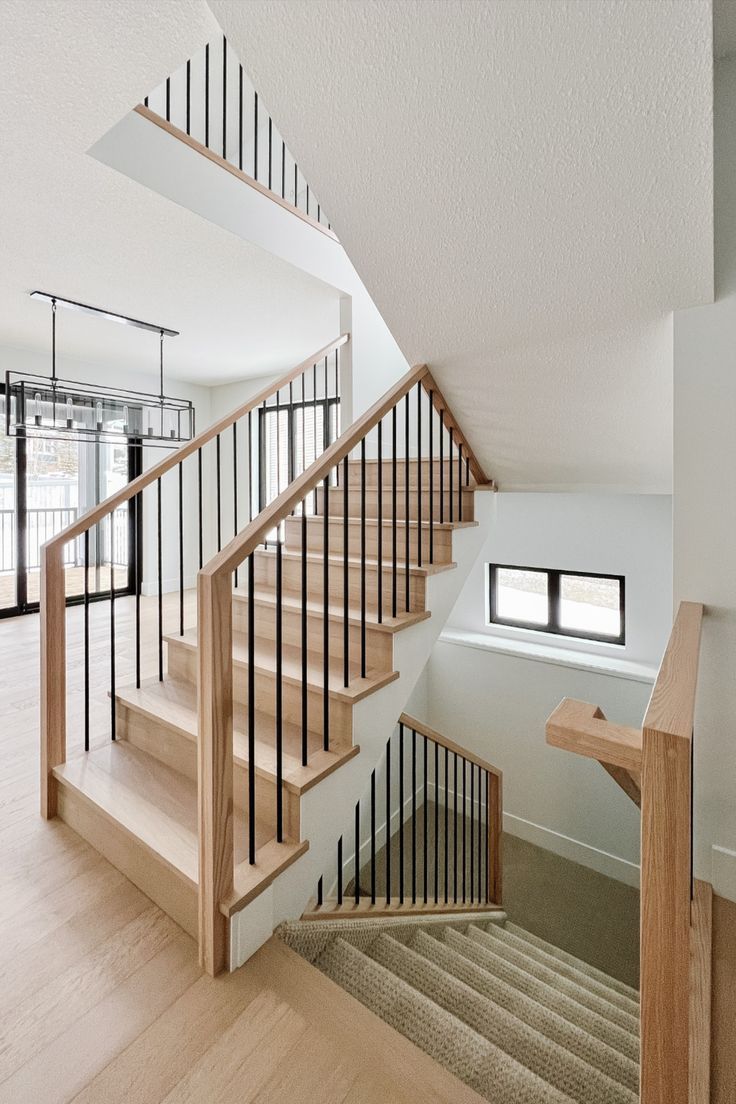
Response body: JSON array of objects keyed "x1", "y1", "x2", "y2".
[{"x1": 229, "y1": 491, "x2": 494, "y2": 969}]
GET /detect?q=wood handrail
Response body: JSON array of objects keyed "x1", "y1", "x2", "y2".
[
  {"x1": 200, "y1": 364, "x2": 491, "y2": 580},
  {"x1": 643, "y1": 600, "x2": 702, "y2": 741},
  {"x1": 43, "y1": 334, "x2": 350, "y2": 551},
  {"x1": 399, "y1": 712, "x2": 502, "y2": 778},
  {"x1": 546, "y1": 698, "x2": 642, "y2": 772},
  {"x1": 135, "y1": 104, "x2": 341, "y2": 243}
]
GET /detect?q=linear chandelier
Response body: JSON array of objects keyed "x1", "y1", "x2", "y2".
[{"x1": 4, "y1": 292, "x2": 195, "y2": 446}]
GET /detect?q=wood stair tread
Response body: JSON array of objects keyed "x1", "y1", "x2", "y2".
[
  {"x1": 53, "y1": 742, "x2": 201, "y2": 887},
  {"x1": 301, "y1": 897, "x2": 505, "y2": 921},
  {"x1": 232, "y1": 585, "x2": 431, "y2": 634},
  {"x1": 116, "y1": 678, "x2": 360, "y2": 794},
  {"x1": 167, "y1": 627, "x2": 400, "y2": 703},
  {"x1": 257, "y1": 545, "x2": 457, "y2": 577}
]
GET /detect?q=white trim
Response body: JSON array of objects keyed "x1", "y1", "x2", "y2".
[
  {"x1": 439, "y1": 627, "x2": 657, "y2": 684},
  {"x1": 504, "y1": 811, "x2": 641, "y2": 888},
  {"x1": 712, "y1": 844, "x2": 736, "y2": 903}
]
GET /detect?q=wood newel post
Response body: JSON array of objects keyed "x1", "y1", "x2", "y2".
[
  {"x1": 487, "y1": 770, "x2": 503, "y2": 906},
  {"x1": 197, "y1": 569, "x2": 234, "y2": 976},
  {"x1": 640, "y1": 723, "x2": 692, "y2": 1104},
  {"x1": 40, "y1": 542, "x2": 66, "y2": 819}
]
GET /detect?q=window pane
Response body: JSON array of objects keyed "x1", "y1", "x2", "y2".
[
  {"x1": 560, "y1": 574, "x2": 621, "y2": 638},
  {"x1": 496, "y1": 567, "x2": 548, "y2": 625}
]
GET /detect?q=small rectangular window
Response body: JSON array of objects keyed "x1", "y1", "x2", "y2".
[{"x1": 488, "y1": 564, "x2": 625, "y2": 645}]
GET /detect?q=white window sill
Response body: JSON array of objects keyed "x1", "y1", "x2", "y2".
[{"x1": 438, "y1": 628, "x2": 657, "y2": 684}]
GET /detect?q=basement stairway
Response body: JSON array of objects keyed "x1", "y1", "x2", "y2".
[{"x1": 279, "y1": 914, "x2": 639, "y2": 1104}]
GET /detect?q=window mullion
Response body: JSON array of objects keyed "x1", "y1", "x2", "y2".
[{"x1": 548, "y1": 570, "x2": 560, "y2": 633}]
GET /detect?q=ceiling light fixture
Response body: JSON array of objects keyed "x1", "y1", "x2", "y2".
[{"x1": 4, "y1": 292, "x2": 195, "y2": 446}]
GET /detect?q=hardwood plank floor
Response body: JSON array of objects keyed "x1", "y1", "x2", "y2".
[{"x1": 0, "y1": 599, "x2": 483, "y2": 1103}]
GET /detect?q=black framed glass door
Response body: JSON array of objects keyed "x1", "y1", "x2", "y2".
[{"x1": 0, "y1": 382, "x2": 140, "y2": 618}]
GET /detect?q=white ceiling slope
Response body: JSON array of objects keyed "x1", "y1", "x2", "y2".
[
  {"x1": 211, "y1": 0, "x2": 714, "y2": 490},
  {"x1": 0, "y1": 0, "x2": 339, "y2": 384}
]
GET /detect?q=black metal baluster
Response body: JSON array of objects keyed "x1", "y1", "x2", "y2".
[
  {"x1": 423, "y1": 734, "x2": 428, "y2": 904},
  {"x1": 323, "y1": 474, "x2": 329, "y2": 750},
  {"x1": 281, "y1": 141, "x2": 285, "y2": 198},
  {"x1": 178, "y1": 463, "x2": 184, "y2": 636},
  {"x1": 411, "y1": 726, "x2": 417, "y2": 905},
  {"x1": 472, "y1": 763, "x2": 478, "y2": 900},
  {"x1": 268, "y1": 117, "x2": 272, "y2": 191},
  {"x1": 354, "y1": 800, "x2": 360, "y2": 904},
  {"x1": 204, "y1": 43, "x2": 209, "y2": 147},
  {"x1": 428, "y1": 389, "x2": 434, "y2": 564},
  {"x1": 165, "y1": 76, "x2": 170, "y2": 122},
  {"x1": 248, "y1": 553, "x2": 256, "y2": 864},
  {"x1": 222, "y1": 35, "x2": 227, "y2": 160},
  {"x1": 233, "y1": 423, "x2": 239, "y2": 587},
  {"x1": 449, "y1": 427, "x2": 454, "y2": 523},
  {"x1": 253, "y1": 91, "x2": 258, "y2": 179},
  {"x1": 301, "y1": 502, "x2": 308, "y2": 766},
  {"x1": 360, "y1": 438, "x2": 366, "y2": 679},
  {"x1": 404, "y1": 395, "x2": 410, "y2": 612},
  {"x1": 294, "y1": 162, "x2": 298, "y2": 209},
  {"x1": 197, "y1": 450, "x2": 203, "y2": 569},
  {"x1": 238, "y1": 64, "x2": 243, "y2": 169},
  {"x1": 458, "y1": 442, "x2": 463, "y2": 522},
  {"x1": 399, "y1": 721, "x2": 405, "y2": 904},
  {"x1": 317, "y1": 876, "x2": 323, "y2": 907},
  {"x1": 248, "y1": 410, "x2": 253, "y2": 522},
  {"x1": 444, "y1": 745, "x2": 449, "y2": 903},
  {"x1": 343, "y1": 455, "x2": 349, "y2": 688},
  {"x1": 84, "y1": 528, "x2": 89, "y2": 751},
  {"x1": 276, "y1": 538, "x2": 283, "y2": 842},
  {"x1": 453, "y1": 752, "x2": 458, "y2": 903},
  {"x1": 417, "y1": 384, "x2": 422, "y2": 568},
  {"x1": 135, "y1": 493, "x2": 141, "y2": 689},
  {"x1": 439, "y1": 409, "x2": 444, "y2": 523},
  {"x1": 392, "y1": 406, "x2": 398, "y2": 618},
  {"x1": 306, "y1": 183, "x2": 310, "y2": 217},
  {"x1": 463, "y1": 759, "x2": 470, "y2": 905},
  {"x1": 385, "y1": 735, "x2": 392, "y2": 904},
  {"x1": 157, "y1": 477, "x2": 163, "y2": 682},
  {"x1": 110, "y1": 512, "x2": 116, "y2": 740},
  {"x1": 377, "y1": 420, "x2": 383, "y2": 623},
  {"x1": 434, "y1": 739, "x2": 439, "y2": 903},
  {"x1": 216, "y1": 433, "x2": 222, "y2": 552},
  {"x1": 186, "y1": 59, "x2": 191, "y2": 135},
  {"x1": 337, "y1": 835, "x2": 343, "y2": 905},
  {"x1": 370, "y1": 769, "x2": 376, "y2": 904}
]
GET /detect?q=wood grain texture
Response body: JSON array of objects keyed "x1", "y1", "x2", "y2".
[
  {"x1": 40, "y1": 543, "x2": 66, "y2": 819},
  {"x1": 600, "y1": 762, "x2": 642, "y2": 808},
  {"x1": 43, "y1": 335, "x2": 349, "y2": 551},
  {"x1": 546, "y1": 698, "x2": 642, "y2": 772},
  {"x1": 711, "y1": 893, "x2": 736, "y2": 1104},
  {"x1": 488, "y1": 769, "x2": 503, "y2": 906},
  {"x1": 197, "y1": 571, "x2": 234, "y2": 975},
  {"x1": 135, "y1": 104, "x2": 341, "y2": 242},
  {"x1": 689, "y1": 879, "x2": 712, "y2": 1104},
  {"x1": 640, "y1": 602, "x2": 704, "y2": 1104},
  {"x1": 300, "y1": 897, "x2": 503, "y2": 921}
]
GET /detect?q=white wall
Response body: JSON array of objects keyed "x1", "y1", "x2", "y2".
[
  {"x1": 672, "y1": 56, "x2": 736, "y2": 903},
  {"x1": 416, "y1": 493, "x2": 674, "y2": 885},
  {"x1": 91, "y1": 108, "x2": 410, "y2": 423}
]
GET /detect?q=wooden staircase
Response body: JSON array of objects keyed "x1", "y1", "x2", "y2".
[{"x1": 40, "y1": 343, "x2": 494, "y2": 975}]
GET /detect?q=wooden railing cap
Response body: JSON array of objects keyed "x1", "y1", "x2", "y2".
[{"x1": 399, "y1": 712, "x2": 502, "y2": 778}]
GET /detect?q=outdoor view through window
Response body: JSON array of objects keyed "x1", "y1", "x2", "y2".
[{"x1": 489, "y1": 565, "x2": 624, "y2": 644}]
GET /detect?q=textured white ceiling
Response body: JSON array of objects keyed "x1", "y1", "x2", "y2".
[
  {"x1": 0, "y1": 0, "x2": 339, "y2": 385},
  {"x1": 211, "y1": 0, "x2": 714, "y2": 489}
]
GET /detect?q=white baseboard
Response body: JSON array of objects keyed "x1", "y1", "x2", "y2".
[
  {"x1": 712, "y1": 844, "x2": 736, "y2": 903},
  {"x1": 504, "y1": 811, "x2": 640, "y2": 888}
]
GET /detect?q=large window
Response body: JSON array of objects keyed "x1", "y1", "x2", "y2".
[{"x1": 488, "y1": 564, "x2": 625, "y2": 645}]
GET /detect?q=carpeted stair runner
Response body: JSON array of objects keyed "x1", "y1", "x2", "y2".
[{"x1": 279, "y1": 915, "x2": 639, "y2": 1103}]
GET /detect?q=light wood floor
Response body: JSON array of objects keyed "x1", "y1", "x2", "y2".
[{"x1": 0, "y1": 597, "x2": 483, "y2": 1104}]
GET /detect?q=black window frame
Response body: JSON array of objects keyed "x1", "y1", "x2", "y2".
[{"x1": 488, "y1": 563, "x2": 626, "y2": 646}]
